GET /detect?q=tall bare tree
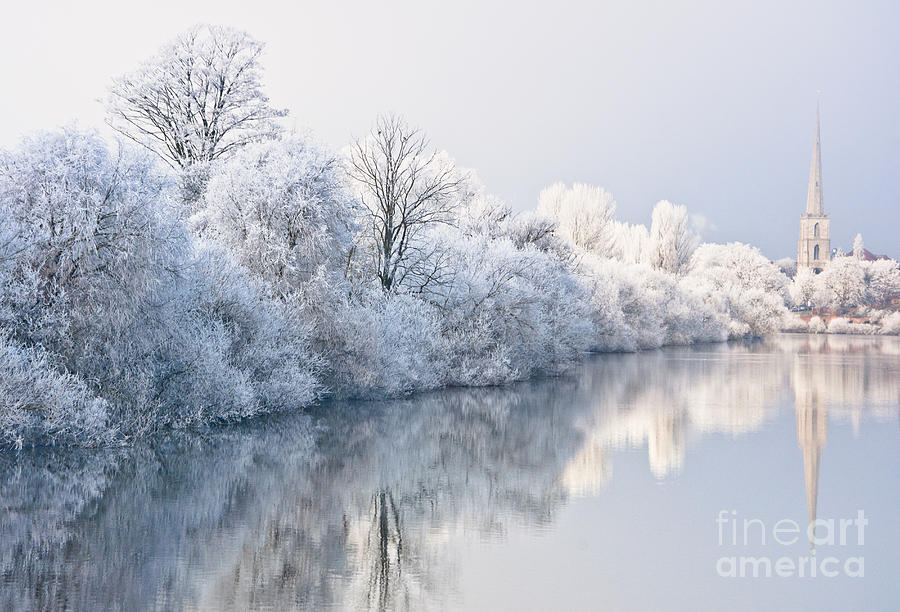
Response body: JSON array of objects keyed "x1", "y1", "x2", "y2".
[
  {"x1": 648, "y1": 200, "x2": 698, "y2": 274},
  {"x1": 348, "y1": 115, "x2": 465, "y2": 292},
  {"x1": 106, "y1": 24, "x2": 286, "y2": 171}
]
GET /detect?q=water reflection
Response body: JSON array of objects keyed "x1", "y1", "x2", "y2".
[{"x1": 1, "y1": 335, "x2": 898, "y2": 610}]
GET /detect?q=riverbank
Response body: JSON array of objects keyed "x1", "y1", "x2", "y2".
[{"x1": 782, "y1": 310, "x2": 900, "y2": 335}]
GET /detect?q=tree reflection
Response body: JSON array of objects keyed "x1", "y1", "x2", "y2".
[{"x1": 1, "y1": 335, "x2": 897, "y2": 610}]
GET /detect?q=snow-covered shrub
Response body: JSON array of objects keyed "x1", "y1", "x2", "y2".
[
  {"x1": 880, "y1": 312, "x2": 900, "y2": 335},
  {"x1": 775, "y1": 257, "x2": 797, "y2": 279},
  {"x1": 299, "y1": 272, "x2": 443, "y2": 398},
  {"x1": 781, "y1": 314, "x2": 809, "y2": 333},
  {"x1": 161, "y1": 250, "x2": 322, "y2": 421},
  {"x1": 687, "y1": 242, "x2": 789, "y2": 337},
  {"x1": 454, "y1": 193, "x2": 512, "y2": 240},
  {"x1": 826, "y1": 317, "x2": 876, "y2": 335},
  {"x1": 434, "y1": 229, "x2": 593, "y2": 384},
  {"x1": 578, "y1": 255, "x2": 725, "y2": 351},
  {"x1": 0, "y1": 128, "x2": 322, "y2": 445},
  {"x1": 864, "y1": 259, "x2": 900, "y2": 307},
  {"x1": 196, "y1": 137, "x2": 357, "y2": 292},
  {"x1": 789, "y1": 257, "x2": 898, "y2": 312},
  {"x1": 0, "y1": 332, "x2": 111, "y2": 448},
  {"x1": 611, "y1": 221, "x2": 650, "y2": 265},
  {"x1": 827, "y1": 317, "x2": 851, "y2": 334},
  {"x1": 789, "y1": 267, "x2": 818, "y2": 307},
  {"x1": 648, "y1": 200, "x2": 698, "y2": 274},
  {"x1": 503, "y1": 210, "x2": 570, "y2": 257},
  {"x1": 808, "y1": 316, "x2": 826, "y2": 334},
  {"x1": 819, "y1": 256, "x2": 865, "y2": 308},
  {"x1": 0, "y1": 128, "x2": 182, "y2": 438},
  {"x1": 537, "y1": 182, "x2": 617, "y2": 256}
]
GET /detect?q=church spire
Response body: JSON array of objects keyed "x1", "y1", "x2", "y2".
[
  {"x1": 805, "y1": 102, "x2": 824, "y2": 216},
  {"x1": 796, "y1": 389, "x2": 827, "y2": 549}
]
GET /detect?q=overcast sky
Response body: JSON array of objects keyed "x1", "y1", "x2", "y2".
[{"x1": 1, "y1": 0, "x2": 897, "y2": 258}]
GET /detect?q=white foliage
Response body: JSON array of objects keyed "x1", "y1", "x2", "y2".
[
  {"x1": 852, "y1": 233, "x2": 865, "y2": 260},
  {"x1": 578, "y1": 255, "x2": 726, "y2": 351},
  {"x1": 648, "y1": 200, "x2": 698, "y2": 274},
  {"x1": 880, "y1": 312, "x2": 900, "y2": 335},
  {"x1": 537, "y1": 182, "x2": 617, "y2": 255},
  {"x1": 789, "y1": 267, "x2": 818, "y2": 306},
  {"x1": 863, "y1": 259, "x2": 900, "y2": 306},
  {"x1": 298, "y1": 272, "x2": 443, "y2": 398},
  {"x1": 808, "y1": 316, "x2": 827, "y2": 334},
  {"x1": 0, "y1": 331, "x2": 111, "y2": 448},
  {"x1": 433, "y1": 228, "x2": 593, "y2": 383},
  {"x1": 818, "y1": 256, "x2": 865, "y2": 307},
  {"x1": 687, "y1": 242, "x2": 789, "y2": 337},
  {"x1": 1, "y1": 121, "x2": 836, "y2": 447},
  {"x1": 611, "y1": 221, "x2": 650, "y2": 265},
  {"x1": 107, "y1": 24, "x2": 286, "y2": 169},
  {"x1": 197, "y1": 137, "x2": 357, "y2": 292},
  {"x1": 0, "y1": 128, "x2": 321, "y2": 446}
]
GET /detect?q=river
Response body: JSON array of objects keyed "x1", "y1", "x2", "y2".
[{"x1": 2, "y1": 334, "x2": 899, "y2": 611}]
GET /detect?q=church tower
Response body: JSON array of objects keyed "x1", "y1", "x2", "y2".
[{"x1": 797, "y1": 104, "x2": 831, "y2": 272}]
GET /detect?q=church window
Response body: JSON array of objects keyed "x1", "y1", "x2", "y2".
[{"x1": 814, "y1": 244, "x2": 820, "y2": 260}]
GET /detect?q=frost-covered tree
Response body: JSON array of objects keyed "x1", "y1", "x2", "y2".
[
  {"x1": 690, "y1": 242, "x2": 789, "y2": 297},
  {"x1": 852, "y1": 233, "x2": 865, "y2": 260},
  {"x1": 348, "y1": 115, "x2": 467, "y2": 292},
  {"x1": 537, "y1": 183, "x2": 617, "y2": 255},
  {"x1": 687, "y1": 242, "x2": 789, "y2": 337},
  {"x1": 774, "y1": 257, "x2": 797, "y2": 279},
  {"x1": 107, "y1": 25, "x2": 285, "y2": 171},
  {"x1": 0, "y1": 128, "x2": 176, "y2": 442},
  {"x1": 0, "y1": 127, "x2": 175, "y2": 349},
  {"x1": 503, "y1": 211, "x2": 567, "y2": 255},
  {"x1": 863, "y1": 258, "x2": 900, "y2": 306},
  {"x1": 196, "y1": 137, "x2": 357, "y2": 292},
  {"x1": 789, "y1": 267, "x2": 818, "y2": 307},
  {"x1": 648, "y1": 200, "x2": 697, "y2": 274},
  {"x1": 429, "y1": 226, "x2": 593, "y2": 383},
  {"x1": 0, "y1": 128, "x2": 321, "y2": 446},
  {"x1": 611, "y1": 221, "x2": 650, "y2": 265},
  {"x1": 577, "y1": 254, "x2": 725, "y2": 350},
  {"x1": 819, "y1": 256, "x2": 865, "y2": 308}
]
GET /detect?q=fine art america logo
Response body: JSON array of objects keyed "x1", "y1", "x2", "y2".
[{"x1": 715, "y1": 510, "x2": 867, "y2": 579}]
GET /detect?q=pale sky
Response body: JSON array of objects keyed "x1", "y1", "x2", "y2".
[{"x1": 1, "y1": 0, "x2": 897, "y2": 259}]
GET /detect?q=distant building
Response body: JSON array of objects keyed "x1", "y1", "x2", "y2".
[{"x1": 797, "y1": 105, "x2": 831, "y2": 273}]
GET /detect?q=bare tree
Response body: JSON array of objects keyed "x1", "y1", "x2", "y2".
[
  {"x1": 348, "y1": 115, "x2": 465, "y2": 292},
  {"x1": 106, "y1": 24, "x2": 286, "y2": 171}
]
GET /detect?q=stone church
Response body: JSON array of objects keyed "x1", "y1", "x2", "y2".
[{"x1": 797, "y1": 105, "x2": 831, "y2": 273}]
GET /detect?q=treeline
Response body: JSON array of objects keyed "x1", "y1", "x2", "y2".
[{"x1": 0, "y1": 25, "x2": 807, "y2": 447}]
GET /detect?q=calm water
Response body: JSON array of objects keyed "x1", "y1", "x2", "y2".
[{"x1": 2, "y1": 335, "x2": 899, "y2": 611}]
